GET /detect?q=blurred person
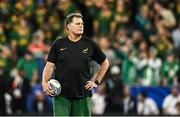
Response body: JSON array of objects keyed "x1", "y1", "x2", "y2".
[
  {"x1": 9, "y1": 68, "x2": 31, "y2": 114},
  {"x1": 0, "y1": 22, "x2": 6, "y2": 44},
  {"x1": 14, "y1": 0, "x2": 30, "y2": 14},
  {"x1": 14, "y1": 0, "x2": 34, "y2": 18},
  {"x1": 150, "y1": 24, "x2": 173, "y2": 58},
  {"x1": 0, "y1": 0, "x2": 11, "y2": 17},
  {"x1": 174, "y1": 0, "x2": 180, "y2": 20},
  {"x1": 162, "y1": 85, "x2": 180, "y2": 115},
  {"x1": 136, "y1": 44, "x2": 148, "y2": 85},
  {"x1": 175, "y1": 102, "x2": 180, "y2": 114},
  {"x1": 114, "y1": 0, "x2": 130, "y2": 29},
  {"x1": 56, "y1": 0, "x2": 78, "y2": 17},
  {"x1": 10, "y1": 16, "x2": 31, "y2": 57},
  {"x1": 122, "y1": 85, "x2": 137, "y2": 115},
  {"x1": 42, "y1": 13, "x2": 109, "y2": 116},
  {"x1": 0, "y1": 44, "x2": 14, "y2": 78},
  {"x1": 121, "y1": 48, "x2": 138, "y2": 85},
  {"x1": 26, "y1": 82, "x2": 53, "y2": 113},
  {"x1": 14, "y1": 1, "x2": 24, "y2": 13},
  {"x1": 76, "y1": 0, "x2": 95, "y2": 37},
  {"x1": 104, "y1": 65, "x2": 124, "y2": 115},
  {"x1": 0, "y1": 45, "x2": 14, "y2": 115},
  {"x1": 93, "y1": 0, "x2": 105, "y2": 9},
  {"x1": 23, "y1": 0, "x2": 34, "y2": 18},
  {"x1": 145, "y1": 46, "x2": 162, "y2": 85},
  {"x1": 154, "y1": 2, "x2": 176, "y2": 28},
  {"x1": 46, "y1": 0, "x2": 56, "y2": 10},
  {"x1": 115, "y1": 38, "x2": 134, "y2": 66},
  {"x1": 32, "y1": 90, "x2": 53, "y2": 115},
  {"x1": 16, "y1": 50, "x2": 38, "y2": 86},
  {"x1": 139, "y1": 41, "x2": 148, "y2": 52},
  {"x1": 112, "y1": 28, "x2": 128, "y2": 49},
  {"x1": 94, "y1": 36, "x2": 119, "y2": 83},
  {"x1": 132, "y1": 30, "x2": 144, "y2": 49},
  {"x1": 47, "y1": 12, "x2": 62, "y2": 37},
  {"x1": 34, "y1": 2, "x2": 47, "y2": 27},
  {"x1": 172, "y1": 21, "x2": 180, "y2": 50},
  {"x1": 135, "y1": 4, "x2": 153, "y2": 37},
  {"x1": 137, "y1": 92, "x2": 159, "y2": 115},
  {"x1": 5, "y1": 14, "x2": 19, "y2": 32},
  {"x1": 98, "y1": 36, "x2": 120, "y2": 66},
  {"x1": 93, "y1": 4, "x2": 114, "y2": 36},
  {"x1": 28, "y1": 29, "x2": 48, "y2": 58},
  {"x1": 120, "y1": 37, "x2": 137, "y2": 84},
  {"x1": 91, "y1": 82, "x2": 106, "y2": 115},
  {"x1": 41, "y1": 24, "x2": 54, "y2": 44},
  {"x1": 160, "y1": 49, "x2": 179, "y2": 85},
  {"x1": 125, "y1": 37, "x2": 134, "y2": 50}
]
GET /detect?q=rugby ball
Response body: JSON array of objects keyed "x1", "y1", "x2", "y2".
[{"x1": 48, "y1": 79, "x2": 61, "y2": 96}]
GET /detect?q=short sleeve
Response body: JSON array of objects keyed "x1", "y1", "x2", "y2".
[
  {"x1": 91, "y1": 40, "x2": 106, "y2": 65},
  {"x1": 47, "y1": 41, "x2": 57, "y2": 63},
  {"x1": 16, "y1": 58, "x2": 24, "y2": 69}
]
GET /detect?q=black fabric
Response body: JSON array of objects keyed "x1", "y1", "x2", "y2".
[
  {"x1": 47, "y1": 36, "x2": 106, "y2": 98},
  {"x1": 10, "y1": 77, "x2": 31, "y2": 113},
  {"x1": 0, "y1": 76, "x2": 7, "y2": 115}
]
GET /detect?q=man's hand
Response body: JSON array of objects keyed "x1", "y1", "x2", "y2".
[
  {"x1": 85, "y1": 81, "x2": 97, "y2": 90},
  {"x1": 42, "y1": 82, "x2": 55, "y2": 96},
  {"x1": 42, "y1": 62, "x2": 55, "y2": 96}
]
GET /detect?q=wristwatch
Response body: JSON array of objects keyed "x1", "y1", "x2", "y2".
[{"x1": 94, "y1": 80, "x2": 100, "y2": 85}]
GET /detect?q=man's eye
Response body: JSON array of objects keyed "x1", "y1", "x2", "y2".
[{"x1": 75, "y1": 23, "x2": 83, "y2": 25}]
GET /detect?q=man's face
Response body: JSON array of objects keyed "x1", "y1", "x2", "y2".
[
  {"x1": 68, "y1": 17, "x2": 84, "y2": 35},
  {"x1": 25, "y1": 54, "x2": 33, "y2": 61},
  {"x1": 138, "y1": 93, "x2": 145, "y2": 102},
  {"x1": 172, "y1": 87, "x2": 179, "y2": 97}
]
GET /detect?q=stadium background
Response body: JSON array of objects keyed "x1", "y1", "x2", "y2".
[{"x1": 0, "y1": 0, "x2": 180, "y2": 115}]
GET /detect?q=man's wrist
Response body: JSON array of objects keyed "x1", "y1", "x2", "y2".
[
  {"x1": 42, "y1": 80, "x2": 48, "y2": 84},
  {"x1": 94, "y1": 80, "x2": 100, "y2": 85}
]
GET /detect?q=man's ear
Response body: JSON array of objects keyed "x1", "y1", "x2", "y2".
[{"x1": 67, "y1": 24, "x2": 71, "y2": 30}]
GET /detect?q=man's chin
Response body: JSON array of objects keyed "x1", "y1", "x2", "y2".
[{"x1": 75, "y1": 32, "x2": 83, "y2": 35}]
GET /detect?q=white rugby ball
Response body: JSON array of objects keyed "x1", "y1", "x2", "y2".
[{"x1": 48, "y1": 79, "x2": 61, "y2": 96}]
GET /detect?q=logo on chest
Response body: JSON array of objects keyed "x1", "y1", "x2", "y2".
[
  {"x1": 82, "y1": 48, "x2": 88, "y2": 54},
  {"x1": 60, "y1": 47, "x2": 66, "y2": 51}
]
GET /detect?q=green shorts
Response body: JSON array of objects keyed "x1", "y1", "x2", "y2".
[{"x1": 53, "y1": 96, "x2": 91, "y2": 116}]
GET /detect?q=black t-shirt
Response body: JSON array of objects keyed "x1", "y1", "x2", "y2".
[{"x1": 47, "y1": 36, "x2": 106, "y2": 98}]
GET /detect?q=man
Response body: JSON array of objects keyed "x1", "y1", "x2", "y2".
[
  {"x1": 122, "y1": 86, "x2": 137, "y2": 115},
  {"x1": 162, "y1": 85, "x2": 180, "y2": 115},
  {"x1": 137, "y1": 92, "x2": 159, "y2": 115},
  {"x1": 42, "y1": 13, "x2": 109, "y2": 116},
  {"x1": 10, "y1": 68, "x2": 31, "y2": 113}
]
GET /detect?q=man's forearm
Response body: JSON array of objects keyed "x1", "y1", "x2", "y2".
[
  {"x1": 42, "y1": 62, "x2": 55, "y2": 83},
  {"x1": 94, "y1": 58, "x2": 109, "y2": 83}
]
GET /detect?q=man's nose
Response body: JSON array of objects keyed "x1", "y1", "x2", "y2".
[{"x1": 79, "y1": 24, "x2": 83, "y2": 28}]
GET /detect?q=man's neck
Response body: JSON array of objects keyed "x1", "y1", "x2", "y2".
[{"x1": 68, "y1": 33, "x2": 82, "y2": 42}]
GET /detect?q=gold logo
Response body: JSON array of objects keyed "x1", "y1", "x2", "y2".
[
  {"x1": 60, "y1": 48, "x2": 66, "y2": 51},
  {"x1": 82, "y1": 48, "x2": 88, "y2": 53}
]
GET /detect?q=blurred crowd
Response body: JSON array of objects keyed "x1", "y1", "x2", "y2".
[{"x1": 0, "y1": 0, "x2": 180, "y2": 116}]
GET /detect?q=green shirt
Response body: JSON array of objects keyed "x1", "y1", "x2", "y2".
[
  {"x1": 160, "y1": 61, "x2": 179, "y2": 84},
  {"x1": 122, "y1": 58, "x2": 137, "y2": 85},
  {"x1": 96, "y1": 11, "x2": 114, "y2": 35},
  {"x1": 16, "y1": 58, "x2": 38, "y2": 81}
]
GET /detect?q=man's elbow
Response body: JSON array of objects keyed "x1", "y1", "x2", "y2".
[{"x1": 102, "y1": 58, "x2": 109, "y2": 69}]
